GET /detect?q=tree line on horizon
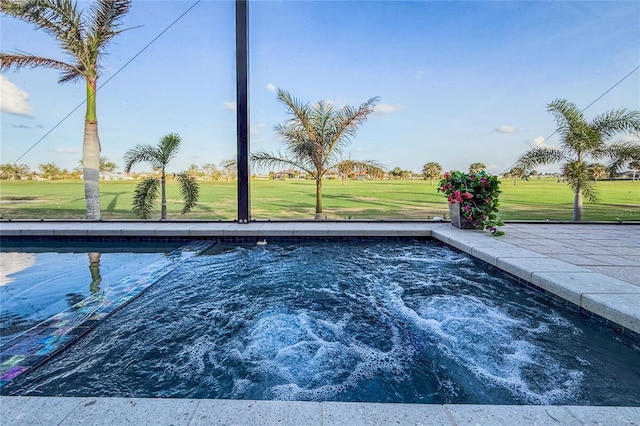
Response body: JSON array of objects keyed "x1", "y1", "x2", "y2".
[{"x1": 2, "y1": 0, "x2": 639, "y2": 222}]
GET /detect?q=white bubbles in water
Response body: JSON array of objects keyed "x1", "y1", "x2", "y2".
[
  {"x1": 235, "y1": 308, "x2": 413, "y2": 401},
  {"x1": 172, "y1": 335, "x2": 217, "y2": 377},
  {"x1": 387, "y1": 291, "x2": 584, "y2": 404}
]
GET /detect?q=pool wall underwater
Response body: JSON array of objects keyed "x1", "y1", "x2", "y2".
[{"x1": 0, "y1": 223, "x2": 638, "y2": 412}]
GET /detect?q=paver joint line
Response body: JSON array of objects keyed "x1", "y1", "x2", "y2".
[
  {"x1": 187, "y1": 399, "x2": 202, "y2": 425},
  {"x1": 442, "y1": 404, "x2": 458, "y2": 426}
]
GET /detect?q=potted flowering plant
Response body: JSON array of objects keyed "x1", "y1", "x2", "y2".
[{"x1": 437, "y1": 170, "x2": 505, "y2": 236}]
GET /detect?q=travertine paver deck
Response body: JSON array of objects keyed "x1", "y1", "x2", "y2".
[
  {"x1": 0, "y1": 220, "x2": 638, "y2": 425},
  {"x1": 1, "y1": 397, "x2": 639, "y2": 425}
]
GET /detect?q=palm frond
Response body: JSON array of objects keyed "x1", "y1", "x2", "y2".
[
  {"x1": 276, "y1": 88, "x2": 313, "y2": 137},
  {"x1": 332, "y1": 96, "x2": 380, "y2": 145},
  {"x1": 251, "y1": 151, "x2": 315, "y2": 177},
  {"x1": 604, "y1": 140, "x2": 640, "y2": 175},
  {"x1": 132, "y1": 177, "x2": 159, "y2": 219},
  {"x1": 175, "y1": 171, "x2": 199, "y2": 214},
  {"x1": 592, "y1": 109, "x2": 640, "y2": 140},
  {"x1": 87, "y1": 0, "x2": 132, "y2": 53},
  {"x1": 123, "y1": 144, "x2": 161, "y2": 172},
  {"x1": 1, "y1": 0, "x2": 81, "y2": 43},
  {"x1": 546, "y1": 99, "x2": 584, "y2": 142},
  {"x1": 158, "y1": 133, "x2": 181, "y2": 165},
  {"x1": 2, "y1": 0, "x2": 132, "y2": 83},
  {"x1": 0, "y1": 53, "x2": 77, "y2": 75},
  {"x1": 517, "y1": 146, "x2": 566, "y2": 170}
]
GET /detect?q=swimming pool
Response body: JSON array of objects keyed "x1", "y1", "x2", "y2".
[
  {"x1": 0, "y1": 241, "x2": 183, "y2": 343},
  {"x1": 2, "y1": 239, "x2": 639, "y2": 405}
]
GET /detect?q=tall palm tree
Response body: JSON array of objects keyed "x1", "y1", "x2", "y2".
[
  {"x1": 123, "y1": 133, "x2": 199, "y2": 220},
  {"x1": 422, "y1": 162, "x2": 442, "y2": 185},
  {"x1": 252, "y1": 89, "x2": 380, "y2": 219},
  {"x1": 518, "y1": 99, "x2": 640, "y2": 221},
  {"x1": 0, "y1": 0, "x2": 132, "y2": 220}
]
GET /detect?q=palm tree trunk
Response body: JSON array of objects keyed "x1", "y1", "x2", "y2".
[
  {"x1": 315, "y1": 177, "x2": 323, "y2": 220},
  {"x1": 161, "y1": 172, "x2": 167, "y2": 220},
  {"x1": 573, "y1": 189, "x2": 583, "y2": 221},
  {"x1": 82, "y1": 123, "x2": 101, "y2": 220},
  {"x1": 83, "y1": 80, "x2": 101, "y2": 220}
]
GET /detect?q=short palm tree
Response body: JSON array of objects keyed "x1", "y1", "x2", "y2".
[
  {"x1": 469, "y1": 162, "x2": 486, "y2": 174},
  {"x1": 588, "y1": 163, "x2": 607, "y2": 182},
  {"x1": 252, "y1": 89, "x2": 380, "y2": 219},
  {"x1": 518, "y1": 99, "x2": 640, "y2": 221},
  {"x1": 507, "y1": 166, "x2": 527, "y2": 186},
  {"x1": 0, "y1": 0, "x2": 132, "y2": 220},
  {"x1": 335, "y1": 159, "x2": 385, "y2": 186},
  {"x1": 422, "y1": 162, "x2": 442, "y2": 185},
  {"x1": 123, "y1": 133, "x2": 199, "y2": 219}
]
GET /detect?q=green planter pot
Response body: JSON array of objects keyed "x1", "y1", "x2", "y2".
[{"x1": 448, "y1": 201, "x2": 475, "y2": 229}]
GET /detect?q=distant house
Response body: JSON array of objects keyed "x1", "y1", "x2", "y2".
[
  {"x1": 100, "y1": 172, "x2": 134, "y2": 180},
  {"x1": 617, "y1": 170, "x2": 636, "y2": 179},
  {"x1": 354, "y1": 171, "x2": 368, "y2": 180},
  {"x1": 275, "y1": 169, "x2": 308, "y2": 180}
]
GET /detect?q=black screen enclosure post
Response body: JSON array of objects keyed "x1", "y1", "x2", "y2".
[{"x1": 236, "y1": 0, "x2": 251, "y2": 222}]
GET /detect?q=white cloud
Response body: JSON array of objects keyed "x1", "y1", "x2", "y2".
[
  {"x1": 494, "y1": 125, "x2": 517, "y2": 134},
  {"x1": 0, "y1": 75, "x2": 32, "y2": 116},
  {"x1": 374, "y1": 104, "x2": 403, "y2": 114},
  {"x1": 54, "y1": 147, "x2": 79, "y2": 154},
  {"x1": 266, "y1": 83, "x2": 277, "y2": 92},
  {"x1": 224, "y1": 101, "x2": 237, "y2": 111},
  {"x1": 415, "y1": 71, "x2": 425, "y2": 80}
]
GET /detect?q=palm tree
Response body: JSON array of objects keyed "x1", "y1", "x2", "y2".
[
  {"x1": 123, "y1": 133, "x2": 199, "y2": 219},
  {"x1": 422, "y1": 162, "x2": 442, "y2": 185},
  {"x1": 518, "y1": 99, "x2": 640, "y2": 221},
  {"x1": 252, "y1": 88, "x2": 379, "y2": 219},
  {"x1": 1, "y1": 0, "x2": 132, "y2": 220},
  {"x1": 469, "y1": 162, "x2": 486, "y2": 174},
  {"x1": 0, "y1": 163, "x2": 31, "y2": 180},
  {"x1": 588, "y1": 163, "x2": 607, "y2": 182},
  {"x1": 220, "y1": 159, "x2": 237, "y2": 183},
  {"x1": 335, "y1": 159, "x2": 385, "y2": 186},
  {"x1": 508, "y1": 166, "x2": 527, "y2": 186}
]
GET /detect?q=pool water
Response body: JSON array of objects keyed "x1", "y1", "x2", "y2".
[
  {"x1": 0, "y1": 242, "x2": 181, "y2": 343},
  {"x1": 3, "y1": 240, "x2": 639, "y2": 405}
]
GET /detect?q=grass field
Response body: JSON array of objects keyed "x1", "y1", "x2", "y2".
[{"x1": 0, "y1": 177, "x2": 638, "y2": 221}]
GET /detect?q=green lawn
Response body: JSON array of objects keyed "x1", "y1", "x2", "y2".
[{"x1": 0, "y1": 177, "x2": 638, "y2": 221}]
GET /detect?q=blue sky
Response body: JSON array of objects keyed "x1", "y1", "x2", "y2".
[{"x1": 1, "y1": 0, "x2": 639, "y2": 175}]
